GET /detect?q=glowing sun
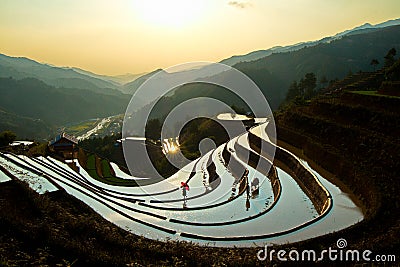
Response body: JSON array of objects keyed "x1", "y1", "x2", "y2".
[{"x1": 133, "y1": 0, "x2": 205, "y2": 29}]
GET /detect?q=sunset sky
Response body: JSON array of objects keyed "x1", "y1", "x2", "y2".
[{"x1": 1, "y1": 0, "x2": 400, "y2": 75}]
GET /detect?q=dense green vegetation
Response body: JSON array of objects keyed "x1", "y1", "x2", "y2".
[
  {"x1": 76, "y1": 149, "x2": 139, "y2": 187},
  {"x1": 0, "y1": 108, "x2": 53, "y2": 140},
  {"x1": 0, "y1": 130, "x2": 49, "y2": 157},
  {"x1": 0, "y1": 131, "x2": 16, "y2": 147},
  {"x1": 101, "y1": 159, "x2": 113, "y2": 178},
  {"x1": 283, "y1": 72, "x2": 318, "y2": 105},
  {"x1": 179, "y1": 117, "x2": 229, "y2": 160},
  {"x1": 384, "y1": 47, "x2": 397, "y2": 67},
  {"x1": 64, "y1": 120, "x2": 98, "y2": 136},
  {"x1": 79, "y1": 135, "x2": 125, "y2": 164},
  {"x1": 350, "y1": 90, "x2": 400, "y2": 98},
  {"x1": 0, "y1": 77, "x2": 130, "y2": 125},
  {"x1": 78, "y1": 135, "x2": 143, "y2": 185},
  {"x1": 281, "y1": 48, "x2": 399, "y2": 105},
  {"x1": 85, "y1": 154, "x2": 99, "y2": 179},
  {"x1": 0, "y1": 77, "x2": 130, "y2": 138}
]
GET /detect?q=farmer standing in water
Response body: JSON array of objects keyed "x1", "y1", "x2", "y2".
[{"x1": 181, "y1": 181, "x2": 189, "y2": 208}]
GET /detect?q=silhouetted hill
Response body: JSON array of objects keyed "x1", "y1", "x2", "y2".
[
  {"x1": 122, "y1": 69, "x2": 163, "y2": 94},
  {"x1": 72, "y1": 67, "x2": 145, "y2": 85},
  {"x1": 232, "y1": 25, "x2": 400, "y2": 107},
  {"x1": 0, "y1": 108, "x2": 53, "y2": 140},
  {"x1": 221, "y1": 18, "x2": 400, "y2": 66},
  {"x1": 0, "y1": 77, "x2": 131, "y2": 137},
  {"x1": 0, "y1": 54, "x2": 121, "y2": 94}
]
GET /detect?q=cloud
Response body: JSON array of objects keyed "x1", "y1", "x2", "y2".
[{"x1": 228, "y1": 1, "x2": 252, "y2": 9}]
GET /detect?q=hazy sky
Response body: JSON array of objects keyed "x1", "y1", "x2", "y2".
[{"x1": 1, "y1": 0, "x2": 400, "y2": 75}]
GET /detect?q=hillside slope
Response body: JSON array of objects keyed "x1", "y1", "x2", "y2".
[
  {"x1": 0, "y1": 77, "x2": 130, "y2": 137},
  {"x1": 233, "y1": 25, "x2": 400, "y2": 108},
  {"x1": 275, "y1": 73, "x2": 400, "y2": 255},
  {"x1": 221, "y1": 18, "x2": 400, "y2": 66},
  {"x1": 0, "y1": 54, "x2": 121, "y2": 94}
]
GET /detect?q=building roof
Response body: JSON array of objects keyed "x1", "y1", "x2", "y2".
[{"x1": 49, "y1": 132, "x2": 78, "y2": 146}]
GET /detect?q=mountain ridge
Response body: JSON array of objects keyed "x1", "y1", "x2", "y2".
[
  {"x1": 0, "y1": 53, "x2": 122, "y2": 94},
  {"x1": 220, "y1": 18, "x2": 400, "y2": 66},
  {"x1": 0, "y1": 76, "x2": 131, "y2": 138},
  {"x1": 71, "y1": 67, "x2": 145, "y2": 85}
]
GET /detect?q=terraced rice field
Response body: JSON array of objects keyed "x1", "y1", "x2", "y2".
[{"x1": 0, "y1": 123, "x2": 363, "y2": 247}]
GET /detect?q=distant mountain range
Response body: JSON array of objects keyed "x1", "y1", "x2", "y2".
[
  {"x1": 71, "y1": 67, "x2": 145, "y2": 85},
  {"x1": 0, "y1": 54, "x2": 123, "y2": 95},
  {"x1": 220, "y1": 18, "x2": 400, "y2": 66},
  {"x1": 0, "y1": 18, "x2": 399, "y2": 139},
  {"x1": 0, "y1": 77, "x2": 131, "y2": 139},
  {"x1": 232, "y1": 24, "x2": 400, "y2": 109},
  {"x1": 121, "y1": 69, "x2": 163, "y2": 94}
]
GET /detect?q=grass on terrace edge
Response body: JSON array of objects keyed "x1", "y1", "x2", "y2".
[
  {"x1": 84, "y1": 153, "x2": 139, "y2": 187},
  {"x1": 349, "y1": 90, "x2": 400, "y2": 99}
]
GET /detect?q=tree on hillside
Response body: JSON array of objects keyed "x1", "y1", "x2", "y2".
[
  {"x1": 319, "y1": 75, "x2": 328, "y2": 89},
  {"x1": 145, "y1": 119, "x2": 162, "y2": 141},
  {"x1": 283, "y1": 73, "x2": 317, "y2": 105},
  {"x1": 385, "y1": 57, "x2": 400, "y2": 81},
  {"x1": 0, "y1": 130, "x2": 17, "y2": 147},
  {"x1": 347, "y1": 69, "x2": 353, "y2": 77},
  {"x1": 370, "y1": 59, "x2": 379, "y2": 71},
  {"x1": 285, "y1": 81, "x2": 300, "y2": 102},
  {"x1": 299, "y1": 73, "x2": 317, "y2": 100},
  {"x1": 329, "y1": 78, "x2": 339, "y2": 87},
  {"x1": 384, "y1": 48, "x2": 397, "y2": 68}
]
